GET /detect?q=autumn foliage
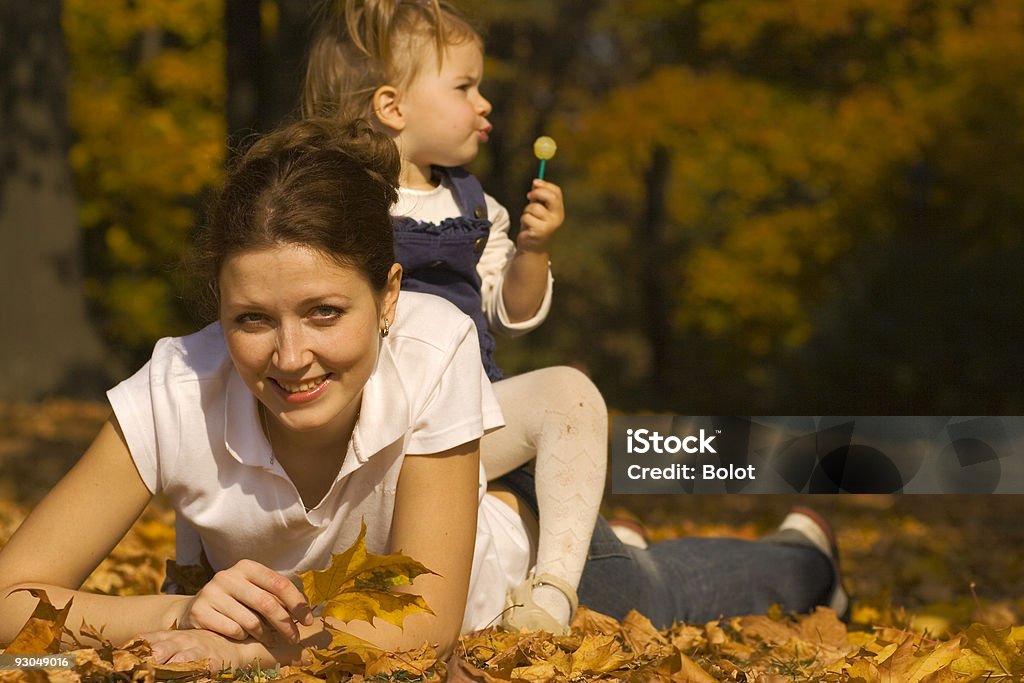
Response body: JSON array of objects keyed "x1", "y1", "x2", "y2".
[
  {"x1": 3, "y1": 568, "x2": 1024, "y2": 682},
  {"x1": 5, "y1": 0, "x2": 1022, "y2": 679},
  {"x1": 56, "y1": 0, "x2": 1024, "y2": 414},
  {"x1": 0, "y1": 402, "x2": 1021, "y2": 679},
  {"x1": 63, "y1": 0, "x2": 224, "y2": 351}
]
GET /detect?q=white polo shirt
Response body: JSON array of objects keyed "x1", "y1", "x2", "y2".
[{"x1": 108, "y1": 291, "x2": 530, "y2": 632}]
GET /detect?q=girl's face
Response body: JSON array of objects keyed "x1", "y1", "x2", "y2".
[
  {"x1": 397, "y1": 40, "x2": 492, "y2": 172},
  {"x1": 218, "y1": 244, "x2": 399, "y2": 436}
]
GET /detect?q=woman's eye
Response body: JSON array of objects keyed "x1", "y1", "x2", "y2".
[
  {"x1": 310, "y1": 306, "x2": 342, "y2": 322},
  {"x1": 234, "y1": 313, "x2": 267, "y2": 327}
]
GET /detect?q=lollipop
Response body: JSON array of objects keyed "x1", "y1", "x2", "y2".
[{"x1": 533, "y1": 136, "x2": 557, "y2": 180}]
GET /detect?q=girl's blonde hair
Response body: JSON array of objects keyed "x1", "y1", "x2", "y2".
[{"x1": 303, "y1": 0, "x2": 482, "y2": 122}]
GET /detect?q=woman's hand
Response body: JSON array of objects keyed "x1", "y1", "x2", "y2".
[
  {"x1": 178, "y1": 559, "x2": 313, "y2": 646},
  {"x1": 141, "y1": 628, "x2": 267, "y2": 670}
]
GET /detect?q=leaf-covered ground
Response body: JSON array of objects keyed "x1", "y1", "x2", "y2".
[{"x1": 2, "y1": 400, "x2": 1023, "y2": 681}]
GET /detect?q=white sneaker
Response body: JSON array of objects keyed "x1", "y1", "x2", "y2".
[
  {"x1": 608, "y1": 518, "x2": 650, "y2": 549},
  {"x1": 501, "y1": 571, "x2": 578, "y2": 635}
]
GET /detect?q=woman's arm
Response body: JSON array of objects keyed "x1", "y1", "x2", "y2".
[
  {"x1": 143, "y1": 439, "x2": 481, "y2": 668},
  {"x1": 369, "y1": 439, "x2": 480, "y2": 655},
  {"x1": 0, "y1": 417, "x2": 188, "y2": 643}
]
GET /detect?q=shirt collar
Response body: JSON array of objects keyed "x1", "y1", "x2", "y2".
[
  {"x1": 224, "y1": 369, "x2": 274, "y2": 468},
  {"x1": 340, "y1": 338, "x2": 410, "y2": 478},
  {"x1": 223, "y1": 339, "x2": 411, "y2": 477}
]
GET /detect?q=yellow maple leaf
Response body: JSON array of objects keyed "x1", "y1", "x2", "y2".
[
  {"x1": 877, "y1": 636, "x2": 961, "y2": 683},
  {"x1": 304, "y1": 627, "x2": 384, "y2": 678},
  {"x1": 297, "y1": 521, "x2": 436, "y2": 628},
  {"x1": 3, "y1": 589, "x2": 72, "y2": 655},
  {"x1": 363, "y1": 641, "x2": 439, "y2": 680},
  {"x1": 569, "y1": 634, "x2": 633, "y2": 675},
  {"x1": 952, "y1": 623, "x2": 1024, "y2": 680}
]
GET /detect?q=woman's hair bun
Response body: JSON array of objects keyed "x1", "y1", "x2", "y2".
[
  {"x1": 237, "y1": 117, "x2": 401, "y2": 206},
  {"x1": 194, "y1": 117, "x2": 402, "y2": 319}
]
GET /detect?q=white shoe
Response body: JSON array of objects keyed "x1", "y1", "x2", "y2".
[
  {"x1": 608, "y1": 518, "x2": 650, "y2": 549},
  {"x1": 502, "y1": 571, "x2": 578, "y2": 635}
]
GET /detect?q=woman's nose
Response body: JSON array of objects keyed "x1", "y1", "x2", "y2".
[{"x1": 273, "y1": 322, "x2": 312, "y2": 370}]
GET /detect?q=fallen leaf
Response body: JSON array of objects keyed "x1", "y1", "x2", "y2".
[
  {"x1": 668, "y1": 624, "x2": 705, "y2": 652},
  {"x1": 570, "y1": 606, "x2": 621, "y2": 636},
  {"x1": 2, "y1": 590, "x2": 72, "y2": 655},
  {"x1": 570, "y1": 633, "x2": 633, "y2": 674},
  {"x1": 621, "y1": 610, "x2": 667, "y2": 652},
  {"x1": 738, "y1": 614, "x2": 799, "y2": 646},
  {"x1": 952, "y1": 623, "x2": 1024, "y2": 680},
  {"x1": 153, "y1": 661, "x2": 209, "y2": 679},
  {"x1": 510, "y1": 660, "x2": 557, "y2": 681},
  {"x1": 673, "y1": 654, "x2": 716, "y2": 683},
  {"x1": 274, "y1": 674, "x2": 325, "y2": 683},
  {"x1": 66, "y1": 649, "x2": 112, "y2": 678},
  {"x1": 297, "y1": 521, "x2": 435, "y2": 628},
  {"x1": 363, "y1": 641, "x2": 439, "y2": 680},
  {"x1": 303, "y1": 627, "x2": 382, "y2": 677},
  {"x1": 877, "y1": 636, "x2": 961, "y2": 683},
  {"x1": 703, "y1": 620, "x2": 727, "y2": 645}
]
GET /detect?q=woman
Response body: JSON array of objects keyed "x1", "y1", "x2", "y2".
[{"x1": 0, "y1": 118, "x2": 515, "y2": 665}]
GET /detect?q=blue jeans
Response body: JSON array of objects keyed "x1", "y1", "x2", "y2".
[
  {"x1": 495, "y1": 467, "x2": 834, "y2": 627},
  {"x1": 578, "y1": 516, "x2": 833, "y2": 627}
]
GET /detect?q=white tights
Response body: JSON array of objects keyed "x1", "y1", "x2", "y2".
[{"x1": 482, "y1": 366, "x2": 608, "y2": 625}]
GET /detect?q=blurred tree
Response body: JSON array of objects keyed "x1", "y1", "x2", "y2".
[
  {"x1": 52, "y1": 0, "x2": 1022, "y2": 414},
  {"x1": 470, "y1": 1, "x2": 606, "y2": 212},
  {"x1": 227, "y1": 0, "x2": 318, "y2": 151},
  {"x1": 64, "y1": 0, "x2": 225, "y2": 366},
  {"x1": 493, "y1": 0, "x2": 1022, "y2": 414},
  {"x1": 0, "y1": 0, "x2": 112, "y2": 400}
]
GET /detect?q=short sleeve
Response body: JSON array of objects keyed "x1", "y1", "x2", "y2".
[
  {"x1": 404, "y1": 315, "x2": 504, "y2": 455},
  {"x1": 107, "y1": 360, "x2": 161, "y2": 493}
]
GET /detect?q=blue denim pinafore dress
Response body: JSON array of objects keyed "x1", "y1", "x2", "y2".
[{"x1": 392, "y1": 167, "x2": 503, "y2": 382}]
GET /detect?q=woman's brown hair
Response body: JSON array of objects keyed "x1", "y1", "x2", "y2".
[{"x1": 193, "y1": 118, "x2": 400, "y2": 318}]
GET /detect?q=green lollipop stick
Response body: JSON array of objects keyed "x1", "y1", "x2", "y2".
[{"x1": 533, "y1": 136, "x2": 557, "y2": 179}]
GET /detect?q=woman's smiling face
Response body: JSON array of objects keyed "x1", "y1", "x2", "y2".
[{"x1": 219, "y1": 243, "x2": 398, "y2": 435}]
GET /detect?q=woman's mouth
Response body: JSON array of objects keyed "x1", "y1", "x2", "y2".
[{"x1": 270, "y1": 374, "x2": 333, "y2": 403}]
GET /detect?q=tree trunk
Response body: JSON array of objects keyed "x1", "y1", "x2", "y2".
[
  {"x1": 263, "y1": 0, "x2": 317, "y2": 128},
  {"x1": 641, "y1": 144, "x2": 672, "y2": 402},
  {"x1": 0, "y1": 0, "x2": 112, "y2": 400},
  {"x1": 227, "y1": 0, "x2": 317, "y2": 152},
  {"x1": 225, "y1": 0, "x2": 262, "y2": 151}
]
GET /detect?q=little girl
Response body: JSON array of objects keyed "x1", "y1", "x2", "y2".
[{"x1": 301, "y1": 0, "x2": 604, "y2": 633}]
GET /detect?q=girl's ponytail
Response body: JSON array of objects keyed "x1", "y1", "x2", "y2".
[{"x1": 346, "y1": 0, "x2": 446, "y2": 72}]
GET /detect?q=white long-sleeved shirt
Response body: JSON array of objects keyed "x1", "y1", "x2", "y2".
[{"x1": 393, "y1": 179, "x2": 553, "y2": 337}]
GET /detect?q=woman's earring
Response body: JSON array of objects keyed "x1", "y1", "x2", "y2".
[{"x1": 381, "y1": 317, "x2": 391, "y2": 338}]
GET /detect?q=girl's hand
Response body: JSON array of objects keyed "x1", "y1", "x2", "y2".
[
  {"x1": 141, "y1": 628, "x2": 265, "y2": 670},
  {"x1": 178, "y1": 559, "x2": 313, "y2": 646},
  {"x1": 518, "y1": 179, "x2": 564, "y2": 252}
]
